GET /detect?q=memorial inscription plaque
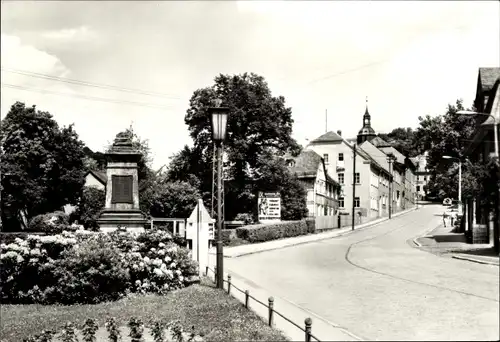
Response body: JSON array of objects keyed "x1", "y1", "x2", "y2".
[{"x1": 111, "y1": 175, "x2": 133, "y2": 203}]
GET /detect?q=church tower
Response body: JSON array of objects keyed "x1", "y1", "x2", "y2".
[{"x1": 356, "y1": 97, "x2": 377, "y2": 144}]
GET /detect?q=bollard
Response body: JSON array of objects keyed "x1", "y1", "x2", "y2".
[
  {"x1": 305, "y1": 318, "x2": 312, "y2": 342},
  {"x1": 268, "y1": 297, "x2": 274, "y2": 327},
  {"x1": 227, "y1": 275, "x2": 232, "y2": 295},
  {"x1": 245, "y1": 290, "x2": 249, "y2": 309},
  {"x1": 205, "y1": 266, "x2": 209, "y2": 277}
]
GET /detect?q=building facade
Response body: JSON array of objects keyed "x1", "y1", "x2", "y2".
[
  {"x1": 287, "y1": 150, "x2": 340, "y2": 217},
  {"x1": 464, "y1": 67, "x2": 500, "y2": 248},
  {"x1": 412, "y1": 152, "x2": 432, "y2": 200},
  {"x1": 307, "y1": 102, "x2": 417, "y2": 223}
]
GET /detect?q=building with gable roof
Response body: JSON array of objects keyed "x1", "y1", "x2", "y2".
[
  {"x1": 306, "y1": 100, "x2": 417, "y2": 224},
  {"x1": 307, "y1": 129, "x2": 393, "y2": 222},
  {"x1": 286, "y1": 149, "x2": 340, "y2": 219},
  {"x1": 463, "y1": 67, "x2": 500, "y2": 248}
]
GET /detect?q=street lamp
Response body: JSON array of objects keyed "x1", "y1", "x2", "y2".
[
  {"x1": 442, "y1": 156, "x2": 462, "y2": 210},
  {"x1": 208, "y1": 101, "x2": 230, "y2": 290}
]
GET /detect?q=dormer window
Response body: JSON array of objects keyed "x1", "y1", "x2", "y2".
[{"x1": 288, "y1": 160, "x2": 295, "y2": 167}]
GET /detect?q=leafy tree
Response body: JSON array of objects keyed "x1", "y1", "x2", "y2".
[
  {"x1": 412, "y1": 99, "x2": 478, "y2": 200},
  {"x1": 70, "y1": 187, "x2": 106, "y2": 230},
  {"x1": 182, "y1": 73, "x2": 302, "y2": 220},
  {"x1": 148, "y1": 181, "x2": 201, "y2": 218},
  {"x1": 1, "y1": 102, "x2": 86, "y2": 230},
  {"x1": 378, "y1": 127, "x2": 416, "y2": 157},
  {"x1": 166, "y1": 145, "x2": 202, "y2": 189}
]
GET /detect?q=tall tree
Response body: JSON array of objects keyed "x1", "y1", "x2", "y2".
[
  {"x1": 1, "y1": 102, "x2": 86, "y2": 230},
  {"x1": 412, "y1": 99, "x2": 478, "y2": 200},
  {"x1": 183, "y1": 73, "x2": 302, "y2": 219},
  {"x1": 378, "y1": 127, "x2": 416, "y2": 157}
]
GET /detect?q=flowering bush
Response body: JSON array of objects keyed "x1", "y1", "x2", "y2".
[
  {"x1": 0, "y1": 229, "x2": 199, "y2": 304},
  {"x1": 27, "y1": 211, "x2": 70, "y2": 234}
]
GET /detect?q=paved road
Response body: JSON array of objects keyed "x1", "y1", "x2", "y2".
[{"x1": 224, "y1": 205, "x2": 500, "y2": 341}]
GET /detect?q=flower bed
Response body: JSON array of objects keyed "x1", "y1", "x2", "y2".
[{"x1": 0, "y1": 228, "x2": 199, "y2": 305}]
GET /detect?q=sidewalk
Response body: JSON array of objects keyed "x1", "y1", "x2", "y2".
[
  {"x1": 213, "y1": 207, "x2": 417, "y2": 258},
  {"x1": 205, "y1": 266, "x2": 362, "y2": 341},
  {"x1": 414, "y1": 224, "x2": 499, "y2": 266}
]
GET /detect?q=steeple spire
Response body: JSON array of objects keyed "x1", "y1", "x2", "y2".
[{"x1": 365, "y1": 96, "x2": 369, "y2": 116}]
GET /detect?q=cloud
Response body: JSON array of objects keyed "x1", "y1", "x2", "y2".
[
  {"x1": 1, "y1": 34, "x2": 69, "y2": 76},
  {"x1": 40, "y1": 25, "x2": 97, "y2": 42}
]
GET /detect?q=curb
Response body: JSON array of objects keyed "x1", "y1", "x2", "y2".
[
  {"x1": 451, "y1": 255, "x2": 499, "y2": 266},
  {"x1": 411, "y1": 222, "x2": 442, "y2": 249},
  {"x1": 223, "y1": 207, "x2": 418, "y2": 258}
]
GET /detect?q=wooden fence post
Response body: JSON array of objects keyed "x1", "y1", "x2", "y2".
[
  {"x1": 268, "y1": 297, "x2": 274, "y2": 326},
  {"x1": 205, "y1": 266, "x2": 209, "y2": 277},
  {"x1": 227, "y1": 275, "x2": 232, "y2": 295},
  {"x1": 305, "y1": 318, "x2": 312, "y2": 342},
  {"x1": 245, "y1": 290, "x2": 249, "y2": 308}
]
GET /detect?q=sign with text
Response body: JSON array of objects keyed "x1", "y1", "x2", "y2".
[{"x1": 258, "y1": 192, "x2": 281, "y2": 222}]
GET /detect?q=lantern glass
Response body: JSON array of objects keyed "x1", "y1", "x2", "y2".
[{"x1": 210, "y1": 108, "x2": 229, "y2": 142}]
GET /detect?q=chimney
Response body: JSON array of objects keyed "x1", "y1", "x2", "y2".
[{"x1": 337, "y1": 130, "x2": 342, "y2": 137}]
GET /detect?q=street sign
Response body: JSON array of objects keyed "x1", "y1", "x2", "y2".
[{"x1": 258, "y1": 192, "x2": 281, "y2": 222}]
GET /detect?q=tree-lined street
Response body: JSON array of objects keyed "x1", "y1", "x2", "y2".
[{"x1": 224, "y1": 205, "x2": 499, "y2": 341}]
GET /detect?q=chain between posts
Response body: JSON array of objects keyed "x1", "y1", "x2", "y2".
[{"x1": 205, "y1": 268, "x2": 320, "y2": 341}]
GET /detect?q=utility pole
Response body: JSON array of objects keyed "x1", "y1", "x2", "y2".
[
  {"x1": 325, "y1": 109, "x2": 328, "y2": 133},
  {"x1": 352, "y1": 143, "x2": 357, "y2": 230},
  {"x1": 387, "y1": 155, "x2": 394, "y2": 219}
]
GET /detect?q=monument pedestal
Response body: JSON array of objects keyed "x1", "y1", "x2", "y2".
[{"x1": 97, "y1": 132, "x2": 147, "y2": 233}]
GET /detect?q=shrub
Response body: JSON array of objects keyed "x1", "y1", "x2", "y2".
[
  {"x1": 234, "y1": 213, "x2": 255, "y2": 225},
  {"x1": 27, "y1": 211, "x2": 69, "y2": 234},
  {"x1": 305, "y1": 218, "x2": 315, "y2": 234},
  {"x1": 219, "y1": 229, "x2": 236, "y2": 246},
  {"x1": 0, "y1": 229, "x2": 200, "y2": 304},
  {"x1": 70, "y1": 187, "x2": 105, "y2": 230},
  {"x1": 236, "y1": 220, "x2": 308, "y2": 243}
]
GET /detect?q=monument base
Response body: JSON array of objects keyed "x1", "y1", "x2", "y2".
[{"x1": 97, "y1": 209, "x2": 147, "y2": 233}]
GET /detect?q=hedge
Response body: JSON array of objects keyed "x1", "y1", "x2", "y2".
[{"x1": 235, "y1": 220, "x2": 310, "y2": 243}]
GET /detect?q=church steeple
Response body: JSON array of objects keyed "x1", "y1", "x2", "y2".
[
  {"x1": 357, "y1": 96, "x2": 377, "y2": 144},
  {"x1": 363, "y1": 96, "x2": 371, "y2": 126}
]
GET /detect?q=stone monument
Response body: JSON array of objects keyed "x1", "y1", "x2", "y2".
[{"x1": 97, "y1": 131, "x2": 147, "y2": 232}]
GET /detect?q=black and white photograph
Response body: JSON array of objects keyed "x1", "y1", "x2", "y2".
[{"x1": 1, "y1": 1, "x2": 499, "y2": 341}]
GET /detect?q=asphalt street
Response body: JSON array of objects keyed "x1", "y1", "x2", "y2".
[{"x1": 224, "y1": 205, "x2": 500, "y2": 341}]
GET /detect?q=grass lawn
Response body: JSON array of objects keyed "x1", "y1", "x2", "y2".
[{"x1": 0, "y1": 278, "x2": 288, "y2": 342}]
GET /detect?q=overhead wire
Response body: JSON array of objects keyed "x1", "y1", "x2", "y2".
[
  {"x1": 1, "y1": 83, "x2": 175, "y2": 110},
  {"x1": 1, "y1": 66, "x2": 180, "y2": 99}
]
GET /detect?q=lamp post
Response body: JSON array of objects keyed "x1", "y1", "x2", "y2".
[
  {"x1": 387, "y1": 154, "x2": 395, "y2": 219},
  {"x1": 351, "y1": 143, "x2": 357, "y2": 230},
  {"x1": 208, "y1": 101, "x2": 230, "y2": 290}
]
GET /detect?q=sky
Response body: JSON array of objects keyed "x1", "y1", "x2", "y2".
[{"x1": 1, "y1": 1, "x2": 499, "y2": 170}]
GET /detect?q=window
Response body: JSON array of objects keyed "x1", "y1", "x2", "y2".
[
  {"x1": 424, "y1": 176, "x2": 427, "y2": 181},
  {"x1": 354, "y1": 197, "x2": 360, "y2": 208},
  {"x1": 417, "y1": 186, "x2": 420, "y2": 192},
  {"x1": 339, "y1": 197, "x2": 345, "y2": 208},
  {"x1": 323, "y1": 154, "x2": 329, "y2": 163},
  {"x1": 338, "y1": 153, "x2": 344, "y2": 161},
  {"x1": 338, "y1": 173, "x2": 344, "y2": 184},
  {"x1": 355, "y1": 173, "x2": 360, "y2": 184}
]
